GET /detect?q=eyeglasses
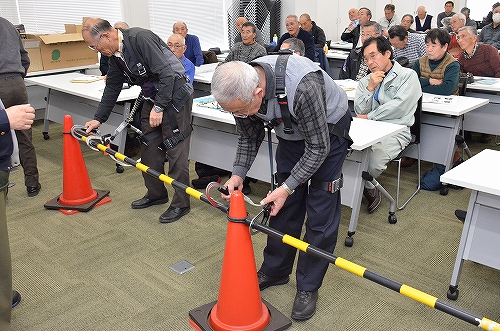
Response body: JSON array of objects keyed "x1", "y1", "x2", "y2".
[
  {"x1": 167, "y1": 42, "x2": 185, "y2": 49},
  {"x1": 88, "y1": 35, "x2": 103, "y2": 52},
  {"x1": 220, "y1": 105, "x2": 251, "y2": 118},
  {"x1": 364, "y1": 51, "x2": 383, "y2": 62}
]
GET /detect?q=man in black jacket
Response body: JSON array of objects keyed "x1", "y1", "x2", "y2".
[
  {"x1": 341, "y1": 7, "x2": 372, "y2": 48},
  {"x1": 339, "y1": 21, "x2": 382, "y2": 80},
  {"x1": 82, "y1": 18, "x2": 193, "y2": 224},
  {"x1": 299, "y1": 13, "x2": 326, "y2": 48}
]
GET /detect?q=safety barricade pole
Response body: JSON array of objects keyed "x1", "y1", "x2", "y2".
[{"x1": 75, "y1": 127, "x2": 500, "y2": 331}]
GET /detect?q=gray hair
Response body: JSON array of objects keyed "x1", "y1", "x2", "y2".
[
  {"x1": 456, "y1": 13, "x2": 466, "y2": 23},
  {"x1": 362, "y1": 21, "x2": 383, "y2": 35},
  {"x1": 211, "y1": 61, "x2": 259, "y2": 104},
  {"x1": 281, "y1": 37, "x2": 305, "y2": 56},
  {"x1": 460, "y1": 7, "x2": 470, "y2": 16},
  {"x1": 458, "y1": 25, "x2": 477, "y2": 36},
  {"x1": 286, "y1": 14, "x2": 298, "y2": 22},
  {"x1": 82, "y1": 18, "x2": 112, "y2": 39}
]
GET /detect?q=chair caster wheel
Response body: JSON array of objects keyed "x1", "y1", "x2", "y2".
[
  {"x1": 43, "y1": 132, "x2": 50, "y2": 140},
  {"x1": 440, "y1": 186, "x2": 449, "y2": 195},
  {"x1": 447, "y1": 287, "x2": 459, "y2": 300},
  {"x1": 116, "y1": 164, "x2": 124, "y2": 173},
  {"x1": 388, "y1": 213, "x2": 397, "y2": 224},
  {"x1": 345, "y1": 236, "x2": 354, "y2": 247}
]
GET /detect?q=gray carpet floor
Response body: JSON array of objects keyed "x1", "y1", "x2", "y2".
[{"x1": 5, "y1": 120, "x2": 500, "y2": 330}]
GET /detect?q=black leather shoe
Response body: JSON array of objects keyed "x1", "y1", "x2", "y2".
[
  {"x1": 363, "y1": 187, "x2": 381, "y2": 213},
  {"x1": 131, "y1": 196, "x2": 169, "y2": 209},
  {"x1": 291, "y1": 290, "x2": 318, "y2": 321},
  {"x1": 257, "y1": 270, "x2": 289, "y2": 291},
  {"x1": 27, "y1": 183, "x2": 41, "y2": 197},
  {"x1": 12, "y1": 290, "x2": 21, "y2": 308},
  {"x1": 159, "y1": 206, "x2": 190, "y2": 223}
]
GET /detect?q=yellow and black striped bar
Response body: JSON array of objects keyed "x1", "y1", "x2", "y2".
[{"x1": 79, "y1": 132, "x2": 500, "y2": 331}]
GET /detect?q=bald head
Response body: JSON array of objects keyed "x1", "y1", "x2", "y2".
[
  {"x1": 173, "y1": 21, "x2": 188, "y2": 38},
  {"x1": 349, "y1": 8, "x2": 358, "y2": 21},
  {"x1": 417, "y1": 6, "x2": 427, "y2": 19}
]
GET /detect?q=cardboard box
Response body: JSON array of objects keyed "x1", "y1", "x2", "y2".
[
  {"x1": 24, "y1": 24, "x2": 97, "y2": 71},
  {"x1": 22, "y1": 38, "x2": 44, "y2": 72}
]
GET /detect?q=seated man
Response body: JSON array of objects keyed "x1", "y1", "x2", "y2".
[
  {"x1": 342, "y1": 8, "x2": 359, "y2": 43},
  {"x1": 341, "y1": 7, "x2": 372, "y2": 49},
  {"x1": 275, "y1": 15, "x2": 315, "y2": 61},
  {"x1": 388, "y1": 25, "x2": 426, "y2": 66},
  {"x1": 354, "y1": 36, "x2": 421, "y2": 213},
  {"x1": 415, "y1": 6, "x2": 435, "y2": 32},
  {"x1": 299, "y1": 13, "x2": 326, "y2": 48},
  {"x1": 437, "y1": 1, "x2": 456, "y2": 28},
  {"x1": 401, "y1": 14, "x2": 416, "y2": 33},
  {"x1": 448, "y1": 13, "x2": 466, "y2": 58},
  {"x1": 457, "y1": 25, "x2": 499, "y2": 144},
  {"x1": 460, "y1": 7, "x2": 477, "y2": 28},
  {"x1": 412, "y1": 28, "x2": 460, "y2": 96},
  {"x1": 173, "y1": 21, "x2": 204, "y2": 66},
  {"x1": 479, "y1": 3, "x2": 500, "y2": 50},
  {"x1": 378, "y1": 4, "x2": 399, "y2": 37},
  {"x1": 224, "y1": 22, "x2": 267, "y2": 63},
  {"x1": 280, "y1": 37, "x2": 305, "y2": 56},
  {"x1": 234, "y1": 17, "x2": 264, "y2": 45},
  {"x1": 457, "y1": 26, "x2": 500, "y2": 78},
  {"x1": 167, "y1": 34, "x2": 195, "y2": 83},
  {"x1": 339, "y1": 21, "x2": 383, "y2": 80}
]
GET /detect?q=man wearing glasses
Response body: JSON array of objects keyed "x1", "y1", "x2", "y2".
[
  {"x1": 167, "y1": 34, "x2": 195, "y2": 83},
  {"x1": 82, "y1": 18, "x2": 193, "y2": 224},
  {"x1": 211, "y1": 55, "x2": 352, "y2": 321},
  {"x1": 354, "y1": 36, "x2": 421, "y2": 213}
]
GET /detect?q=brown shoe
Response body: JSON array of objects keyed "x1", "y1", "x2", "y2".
[
  {"x1": 364, "y1": 187, "x2": 381, "y2": 213},
  {"x1": 400, "y1": 157, "x2": 416, "y2": 168}
]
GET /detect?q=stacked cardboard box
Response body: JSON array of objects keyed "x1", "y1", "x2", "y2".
[{"x1": 22, "y1": 24, "x2": 97, "y2": 72}]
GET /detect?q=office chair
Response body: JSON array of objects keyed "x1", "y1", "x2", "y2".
[{"x1": 392, "y1": 96, "x2": 422, "y2": 209}]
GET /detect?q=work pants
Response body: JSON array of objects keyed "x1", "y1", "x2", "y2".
[
  {"x1": 0, "y1": 75, "x2": 39, "y2": 187},
  {"x1": 260, "y1": 113, "x2": 351, "y2": 292},
  {"x1": 139, "y1": 97, "x2": 192, "y2": 209}
]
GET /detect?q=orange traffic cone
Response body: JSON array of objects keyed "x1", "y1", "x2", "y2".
[
  {"x1": 44, "y1": 115, "x2": 111, "y2": 215},
  {"x1": 189, "y1": 191, "x2": 291, "y2": 331}
]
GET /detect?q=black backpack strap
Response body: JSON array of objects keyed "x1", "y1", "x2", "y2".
[{"x1": 275, "y1": 54, "x2": 294, "y2": 134}]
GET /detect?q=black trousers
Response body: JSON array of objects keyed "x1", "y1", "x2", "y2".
[
  {"x1": 259, "y1": 112, "x2": 351, "y2": 292},
  {"x1": 139, "y1": 97, "x2": 192, "y2": 209},
  {"x1": 0, "y1": 75, "x2": 39, "y2": 187}
]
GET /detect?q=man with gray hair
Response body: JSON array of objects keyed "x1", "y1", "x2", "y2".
[
  {"x1": 460, "y1": 7, "x2": 477, "y2": 28},
  {"x1": 448, "y1": 13, "x2": 466, "y2": 58},
  {"x1": 280, "y1": 37, "x2": 305, "y2": 56},
  {"x1": 82, "y1": 18, "x2": 193, "y2": 224},
  {"x1": 274, "y1": 14, "x2": 315, "y2": 61},
  {"x1": 173, "y1": 21, "x2": 203, "y2": 66},
  {"x1": 211, "y1": 54, "x2": 352, "y2": 320},
  {"x1": 340, "y1": 21, "x2": 383, "y2": 80}
]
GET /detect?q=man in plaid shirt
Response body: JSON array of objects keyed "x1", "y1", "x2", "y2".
[
  {"x1": 388, "y1": 25, "x2": 427, "y2": 66},
  {"x1": 212, "y1": 55, "x2": 352, "y2": 321}
]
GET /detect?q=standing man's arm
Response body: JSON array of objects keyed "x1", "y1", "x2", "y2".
[{"x1": 18, "y1": 38, "x2": 30, "y2": 77}]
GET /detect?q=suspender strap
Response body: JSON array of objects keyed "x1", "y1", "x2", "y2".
[
  {"x1": 275, "y1": 54, "x2": 294, "y2": 135},
  {"x1": 139, "y1": 130, "x2": 162, "y2": 146},
  {"x1": 310, "y1": 174, "x2": 343, "y2": 193}
]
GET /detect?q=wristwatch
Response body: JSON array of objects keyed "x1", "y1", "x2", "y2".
[
  {"x1": 153, "y1": 105, "x2": 164, "y2": 113},
  {"x1": 281, "y1": 182, "x2": 294, "y2": 195}
]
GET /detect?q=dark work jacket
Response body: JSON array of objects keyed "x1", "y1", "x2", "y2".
[
  {"x1": 341, "y1": 25, "x2": 360, "y2": 49},
  {"x1": 274, "y1": 29, "x2": 315, "y2": 61},
  {"x1": 94, "y1": 27, "x2": 182, "y2": 123},
  {"x1": 339, "y1": 47, "x2": 367, "y2": 80},
  {"x1": 0, "y1": 105, "x2": 13, "y2": 172},
  {"x1": 309, "y1": 21, "x2": 327, "y2": 48}
]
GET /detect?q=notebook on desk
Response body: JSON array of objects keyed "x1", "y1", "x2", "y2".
[{"x1": 70, "y1": 75, "x2": 104, "y2": 83}]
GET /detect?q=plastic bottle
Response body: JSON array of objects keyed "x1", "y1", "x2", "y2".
[
  {"x1": 323, "y1": 42, "x2": 328, "y2": 54},
  {"x1": 272, "y1": 34, "x2": 278, "y2": 44}
]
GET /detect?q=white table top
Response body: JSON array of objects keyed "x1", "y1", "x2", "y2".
[
  {"x1": 440, "y1": 149, "x2": 500, "y2": 196},
  {"x1": 194, "y1": 63, "x2": 218, "y2": 84},
  {"x1": 326, "y1": 50, "x2": 349, "y2": 60},
  {"x1": 467, "y1": 76, "x2": 500, "y2": 93},
  {"x1": 333, "y1": 80, "x2": 489, "y2": 116},
  {"x1": 26, "y1": 64, "x2": 99, "y2": 77},
  {"x1": 25, "y1": 72, "x2": 141, "y2": 102},
  {"x1": 192, "y1": 96, "x2": 406, "y2": 151},
  {"x1": 329, "y1": 41, "x2": 353, "y2": 50}
]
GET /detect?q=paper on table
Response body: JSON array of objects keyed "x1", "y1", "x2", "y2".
[
  {"x1": 335, "y1": 79, "x2": 358, "y2": 91},
  {"x1": 70, "y1": 75, "x2": 104, "y2": 83},
  {"x1": 422, "y1": 95, "x2": 457, "y2": 104},
  {"x1": 475, "y1": 78, "x2": 498, "y2": 85}
]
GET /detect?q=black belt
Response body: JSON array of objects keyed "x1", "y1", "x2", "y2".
[{"x1": 310, "y1": 174, "x2": 343, "y2": 194}]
